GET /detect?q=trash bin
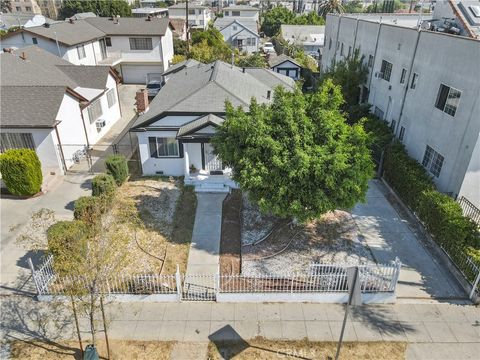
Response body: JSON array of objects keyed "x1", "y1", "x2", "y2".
[{"x1": 83, "y1": 344, "x2": 99, "y2": 360}]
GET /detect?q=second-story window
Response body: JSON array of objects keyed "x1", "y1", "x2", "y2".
[
  {"x1": 77, "y1": 44, "x2": 86, "y2": 59},
  {"x1": 188, "y1": 9, "x2": 195, "y2": 15},
  {"x1": 380, "y1": 60, "x2": 393, "y2": 81},
  {"x1": 400, "y1": 68, "x2": 407, "y2": 84},
  {"x1": 410, "y1": 73, "x2": 418, "y2": 89},
  {"x1": 232, "y1": 11, "x2": 240, "y2": 16},
  {"x1": 32, "y1": 37, "x2": 38, "y2": 44},
  {"x1": 435, "y1": 84, "x2": 461, "y2": 117},
  {"x1": 105, "y1": 37, "x2": 112, "y2": 46},
  {"x1": 88, "y1": 100, "x2": 103, "y2": 123},
  {"x1": 129, "y1": 38, "x2": 153, "y2": 50},
  {"x1": 368, "y1": 54, "x2": 374, "y2": 67}
]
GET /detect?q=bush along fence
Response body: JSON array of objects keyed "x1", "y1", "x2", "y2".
[
  {"x1": 29, "y1": 255, "x2": 401, "y2": 304},
  {"x1": 381, "y1": 141, "x2": 480, "y2": 300}
]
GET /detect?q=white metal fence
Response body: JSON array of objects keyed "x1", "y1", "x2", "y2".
[{"x1": 30, "y1": 255, "x2": 401, "y2": 301}]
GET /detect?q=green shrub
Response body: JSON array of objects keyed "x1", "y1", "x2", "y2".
[
  {"x1": 361, "y1": 115, "x2": 394, "y2": 150},
  {"x1": 0, "y1": 149, "x2": 42, "y2": 195},
  {"x1": 47, "y1": 220, "x2": 88, "y2": 276},
  {"x1": 73, "y1": 196, "x2": 107, "y2": 224},
  {"x1": 383, "y1": 141, "x2": 435, "y2": 211},
  {"x1": 105, "y1": 155, "x2": 129, "y2": 185},
  {"x1": 92, "y1": 173, "x2": 116, "y2": 197}
]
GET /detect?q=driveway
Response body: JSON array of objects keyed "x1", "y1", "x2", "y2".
[
  {"x1": 0, "y1": 173, "x2": 92, "y2": 295},
  {"x1": 351, "y1": 180, "x2": 466, "y2": 300}
]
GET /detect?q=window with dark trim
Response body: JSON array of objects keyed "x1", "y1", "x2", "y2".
[
  {"x1": 106, "y1": 89, "x2": 116, "y2": 108},
  {"x1": 77, "y1": 44, "x2": 86, "y2": 59},
  {"x1": 435, "y1": 84, "x2": 461, "y2": 116},
  {"x1": 32, "y1": 37, "x2": 38, "y2": 44},
  {"x1": 380, "y1": 60, "x2": 393, "y2": 81},
  {"x1": 410, "y1": 72, "x2": 418, "y2": 89},
  {"x1": 232, "y1": 11, "x2": 240, "y2": 16},
  {"x1": 400, "y1": 68, "x2": 407, "y2": 84},
  {"x1": 0, "y1": 133, "x2": 35, "y2": 152},
  {"x1": 422, "y1": 145, "x2": 444, "y2": 178},
  {"x1": 149, "y1": 137, "x2": 179, "y2": 157},
  {"x1": 105, "y1": 37, "x2": 112, "y2": 46},
  {"x1": 399, "y1": 126, "x2": 405, "y2": 141},
  {"x1": 368, "y1": 55, "x2": 374, "y2": 68},
  {"x1": 340, "y1": 42, "x2": 344, "y2": 56},
  {"x1": 129, "y1": 37, "x2": 153, "y2": 50},
  {"x1": 88, "y1": 100, "x2": 103, "y2": 123}
]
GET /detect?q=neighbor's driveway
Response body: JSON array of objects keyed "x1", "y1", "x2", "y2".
[
  {"x1": 0, "y1": 173, "x2": 92, "y2": 295},
  {"x1": 351, "y1": 180, "x2": 465, "y2": 300}
]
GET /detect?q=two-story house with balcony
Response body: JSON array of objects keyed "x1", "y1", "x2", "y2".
[
  {"x1": 213, "y1": 16, "x2": 259, "y2": 53},
  {"x1": 168, "y1": 3, "x2": 212, "y2": 30},
  {"x1": 222, "y1": 5, "x2": 259, "y2": 21},
  {"x1": 1, "y1": 16, "x2": 174, "y2": 84}
]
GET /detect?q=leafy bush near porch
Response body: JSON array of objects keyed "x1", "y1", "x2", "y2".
[
  {"x1": 105, "y1": 155, "x2": 129, "y2": 185},
  {"x1": 0, "y1": 149, "x2": 42, "y2": 196},
  {"x1": 47, "y1": 220, "x2": 88, "y2": 276},
  {"x1": 73, "y1": 196, "x2": 107, "y2": 225},
  {"x1": 92, "y1": 173, "x2": 116, "y2": 198}
]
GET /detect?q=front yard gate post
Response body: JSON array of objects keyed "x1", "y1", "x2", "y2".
[
  {"x1": 214, "y1": 272, "x2": 220, "y2": 299},
  {"x1": 392, "y1": 257, "x2": 402, "y2": 293},
  {"x1": 27, "y1": 257, "x2": 41, "y2": 295},
  {"x1": 175, "y1": 265, "x2": 182, "y2": 302},
  {"x1": 469, "y1": 268, "x2": 480, "y2": 301}
]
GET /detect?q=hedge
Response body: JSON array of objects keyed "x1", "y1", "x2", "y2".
[
  {"x1": 47, "y1": 220, "x2": 88, "y2": 276},
  {"x1": 92, "y1": 173, "x2": 116, "y2": 198},
  {"x1": 0, "y1": 149, "x2": 43, "y2": 196},
  {"x1": 73, "y1": 196, "x2": 106, "y2": 224},
  {"x1": 105, "y1": 155, "x2": 129, "y2": 185}
]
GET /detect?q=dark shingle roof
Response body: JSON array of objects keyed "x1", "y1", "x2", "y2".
[
  {"x1": 177, "y1": 114, "x2": 224, "y2": 137},
  {"x1": 132, "y1": 60, "x2": 295, "y2": 128},
  {"x1": 85, "y1": 17, "x2": 170, "y2": 36},
  {"x1": 162, "y1": 59, "x2": 201, "y2": 77},
  {"x1": 268, "y1": 54, "x2": 302, "y2": 68}
]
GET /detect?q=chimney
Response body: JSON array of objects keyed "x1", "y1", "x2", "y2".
[
  {"x1": 267, "y1": 90, "x2": 271, "y2": 100},
  {"x1": 135, "y1": 89, "x2": 149, "y2": 114},
  {"x1": 20, "y1": 52, "x2": 27, "y2": 60}
]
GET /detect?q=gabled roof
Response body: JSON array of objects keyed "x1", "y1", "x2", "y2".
[
  {"x1": 268, "y1": 54, "x2": 303, "y2": 68},
  {"x1": 177, "y1": 114, "x2": 224, "y2": 137},
  {"x1": 162, "y1": 59, "x2": 201, "y2": 77},
  {"x1": 85, "y1": 17, "x2": 171, "y2": 36},
  {"x1": 132, "y1": 60, "x2": 296, "y2": 129},
  {"x1": 214, "y1": 18, "x2": 259, "y2": 35},
  {"x1": 169, "y1": 3, "x2": 207, "y2": 9}
]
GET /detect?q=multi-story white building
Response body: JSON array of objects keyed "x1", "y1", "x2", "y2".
[
  {"x1": 1, "y1": 17, "x2": 174, "y2": 84},
  {"x1": 222, "y1": 5, "x2": 259, "y2": 21},
  {"x1": 168, "y1": 3, "x2": 212, "y2": 30},
  {"x1": 321, "y1": 9, "x2": 480, "y2": 207},
  {"x1": 10, "y1": 0, "x2": 42, "y2": 14}
]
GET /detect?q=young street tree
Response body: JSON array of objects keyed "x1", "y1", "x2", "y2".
[{"x1": 213, "y1": 80, "x2": 374, "y2": 222}]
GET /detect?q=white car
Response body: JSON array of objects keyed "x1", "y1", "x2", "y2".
[
  {"x1": 262, "y1": 42, "x2": 275, "y2": 54},
  {"x1": 146, "y1": 80, "x2": 162, "y2": 97}
]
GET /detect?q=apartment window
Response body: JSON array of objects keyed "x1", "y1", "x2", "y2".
[
  {"x1": 129, "y1": 38, "x2": 153, "y2": 50},
  {"x1": 374, "y1": 106, "x2": 385, "y2": 120},
  {"x1": 380, "y1": 60, "x2": 393, "y2": 81},
  {"x1": 340, "y1": 42, "x2": 344, "y2": 56},
  {"x1": 0, "y1": 133, "x2": 35, "y2": 153},
  {"x1": 435, "y1": 84, "x2": 461, "y2": 117},
  {"x1": 422, "y1": 145, "x2": 444, "y2": 178},
  {"x1": 390, "y1": 119, "x2": 396, "y2": 131},
  {"x1": 224, "y1": 11, "x2": 229, "y2": 16},
  {"x1": 399, "y1": 126, "x2": 405, "y2": 141},
  {"x1": 16, "y1": 6, "x2": 21, "y2": 11},
  {"x1": 368, "y1": 54, "x2": 374, "y2": 67},
  {"x1": 232, "y1": 11, "x2": 240, "y2": 16},
  {"x1": 410, "y1": 73, "x2": 418, "y2": 89},
  {"x1": 88, "y1": 100, "x2": 103, "y2": 123},
  {"x1": 400, "y1": 68, "x2": 407, "y2": 84},
  {"x1": 77, "y1": 44, "x2": 86, "y2": 59},
  {"x1": 188, "y1": 9, "x2": 195, "y2": 15},
  {"x1": 232, "y1": 25, "x2": 237, "y2": 30},
  {"x1": 32, "y1": 37, "x2": 38, "y2": 44},
  {"x1": 336, "y1": 41, "x2": 339, "y2": 50},
  {"x1": 26, "y1": 6, "x2": 31, "y2": 11},
  {"x1": 329, "y1": 38, "x2": 332, "y2": 50},
  {"x1": 149, "y1": 137, "x2": 179, "y2": 157},
  {"x1": 105, "y1": 37, "x2": 112, "y2": 46},
  {"x1": 106, "y1": 89, "x2": 117, "y2": 108},
  {"x1": 348, "y1": 46, "x2": 352, "y2": 58}
]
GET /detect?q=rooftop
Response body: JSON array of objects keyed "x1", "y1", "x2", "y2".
[
  {"x1": 168, "y1": 3, "x2": 208, "y2": 10},
  {"x1": 280, "y1": 24, "x2": 325, "y2": 45},
  {"x1": 223, "y1": 5, "x2": 259, "y2": 11},
  {"x1": 268, "y1": 54, "x2": 302, "y2": 68},
  {"x1": 214, "y1": 17, "x2": 259, "y2": 34}
]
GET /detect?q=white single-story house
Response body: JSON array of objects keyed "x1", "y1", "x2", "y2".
[
  {"x1": 1, "y1": 16, "x2": 174, "y2": 85},
  {"x1": 131, "y1": 60, "x2": 295, "y2": 192},
  {"x1": 268, "y1": 54, "x2": 303, "y2": 80},
  {"x1": 280, "y1": 24, "x2": 325, "y2": 59},
  {"x1": 0, "y1": 46, "x2": 122, "y2": 184},
  {"x1": 214, "y1": 17, "x2": 259, "y2": 54}
]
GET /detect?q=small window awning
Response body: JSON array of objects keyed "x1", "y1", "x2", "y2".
[{"x1": 176, "y1": 114, "x2": 224, "y2": 139}]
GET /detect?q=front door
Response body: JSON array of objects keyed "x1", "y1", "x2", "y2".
[{"x1": 204, "y1": 143, "x2": 222, "y2": 171}]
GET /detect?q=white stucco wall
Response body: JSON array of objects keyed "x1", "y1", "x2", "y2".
[
  {"x1": 63, "y1": 41, "x2": 100, "y2": 65},
  {"x1": 458, "y1": 134, "x2": 480, "y2": 206},
  {"x1": 224, "y1": 10, "x2": 259, "y2": 21},
  {"x1": 2, "y1": 32, "x2": 68, "y2": 57},
  {"x1": 168, "y1": 8, "x2": 211, "y2": 29},
  {"x1": 160, "y1": 28, "x2": 174, "y2": 70},
  {"x1": 107, "y1": 35, "x2": 164, "y2": 63}
]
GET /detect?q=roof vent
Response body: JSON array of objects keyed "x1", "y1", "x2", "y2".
[
  {"x1": 43, "y1": 22, "x2": 50, "y2": 28},
  {"x1": 68, "y1": 18, "x2": 74, "y2": 24},
  {"x1": 267, "y1": 90, "x2": 271, "y2": 99}
]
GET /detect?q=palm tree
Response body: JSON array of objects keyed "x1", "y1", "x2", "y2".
[{"x1": 318, "y1": 0, "x2": 345, "y2": 17}]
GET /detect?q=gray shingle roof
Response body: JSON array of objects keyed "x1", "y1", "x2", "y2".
[
  {"x1": 169, "y1": 3, "x2": 207, "y2": 9},
  {"x1": 214, "y1": 18, "x2": 258, "y2": 35},
  {"x1": 177, "y1": 114, "x2": 224, "y2": 137},
  {"x1": 85, "y1": 17, "x2": 170, "y2": 36},
  {"x1": 132, "y1": 60, "x2": 296, "y2": 128},
  {"x1": 268, "y1": 54, "x2": 302, "y2": 68},
  {"x1": 162, "y1": 59, "x2": 201, "y2": 77}
]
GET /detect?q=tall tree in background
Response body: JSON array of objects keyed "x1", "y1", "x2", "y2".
[
  {"x1": 343, "y1": 0, "x2": 364, "y2": 13},
  {"x1": 261, "y1": 6, "x2": 296, "y2": 36},
  {"x1": 318, "y1": 0, "x2": 345, "y2": 17},
  {"x1": 60, "y1": 0, "x2": 132, "y2": 19},
  {"x1": 213, "y1": 80, "x2": 373, "y2": 222}
]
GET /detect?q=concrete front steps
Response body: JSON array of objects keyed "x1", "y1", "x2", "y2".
[
  {"x1": 185, "y1": 173, "x2": 238, "y2": 193},
  {"x1": 195, "y1": 182, "x2": 230, "y2": 193}
]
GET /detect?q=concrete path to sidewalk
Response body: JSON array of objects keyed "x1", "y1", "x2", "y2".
[{"x1": 351, "y1": 180, "x2": 466, "y2": 300}]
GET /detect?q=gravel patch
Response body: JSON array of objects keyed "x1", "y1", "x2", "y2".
[{"x1": 241, "y1": 193, "x2": 277, "y2": 246}]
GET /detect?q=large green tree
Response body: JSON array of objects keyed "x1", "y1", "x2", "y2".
[
  {"x1": 213, "y1": 80, "x2": 373, "y2": 222},
  {"x1": 59, "y1": 0, "x2": 132, "y2": 19},
  {"x1": 261, "y1": 6, "x2": 325, "y2": 37},
  {"x1": 318, "y1": 0, "x2": 345, "y2": 17}
]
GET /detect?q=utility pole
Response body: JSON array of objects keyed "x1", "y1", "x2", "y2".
[{"x1": 186, "y1": 0, "x2": 190, "y2": 53}]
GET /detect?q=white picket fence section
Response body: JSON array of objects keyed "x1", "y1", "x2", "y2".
[{"x1": 29, "y1": 255, "x2": 401, "y2": 303}]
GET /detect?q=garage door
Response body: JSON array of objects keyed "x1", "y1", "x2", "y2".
[{"x1": 120, "y1": 65, "x2": 163, "y2": 84}]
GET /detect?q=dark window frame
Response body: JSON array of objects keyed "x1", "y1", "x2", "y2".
[
  {"x1": 129, "y1": 37, "x2": 153, "y2": 51},
  {"x1": 380, "y1": 60, "x2": 393, "y2": 82},
  {"x1": 400, "y1": 68, "x2": 407, "y2": 84},
  {"x1": 435, "y1": 83, "x2": 461, "y2": 117}
]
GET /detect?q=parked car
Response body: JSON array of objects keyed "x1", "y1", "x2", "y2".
[
  {"x1": 262, "y1": 42, "x2": 275, "y2": 54},
  {"x1": 146, "y1": 80, "x2": 162, "y2": 97}
]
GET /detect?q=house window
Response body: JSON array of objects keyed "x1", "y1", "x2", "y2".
[
  {"x1": 422, "y1": 145, "x2": 444, "y2": 178},
  {"x1": 106, "y1": 89, "x2": 117, "y2": 108},
  {"x1": 16, "y1": 6, "x2": 21, "y2": 11},
  {"x1": 246, "y1": 37, "x2": 256, "y2": 46},
  {"x1": 390, "y1": 119, "x2": 396, "y2": 131},
  {"x1": 368, "y1": 54, "x2": 374, "y2": 68},
  {"x1": 380, "y1": 60, "x2": 393, "y2": 81},
  {"x1": 149, "y1": 137, "x2": 179, "y2": 157},
  {"x1": 340, "y1": 42, "x2": 344, "y2": 56},
  {"x1": 26, "y1": 6, "x2": 31, "y2": 11},
  {"x1": 399, "y1": 126, "x2": 405, "y2": 141},
  {"x1": 435, "y1": 84, "x2": 461, "y2": 117},
  {"x1": 348, "y1": 46, "x2": 352, "y2": 58},
  {"x1": 188, "y1": 9, "x2": 195, "y2": 15},
  {"x1": 224, "y1": 11, "x2": 229, "y2": 16},
  {"x1": 105, "y1": 37, "x2": 112, "y2": 46},
  {"x1": 410, "y1": 73, "x2": 418, "y2": 89},
  {"x1": 32, "y1": 37, "x2": 38, "y2": 44},
  {"x1": 0, "y1": 133, "x2": 35, "y2": 153},
  {"x1": 77, "y1": 44, "x2": 86, "y2": 59},
  {"x1": 87, "y1": 100, "x2": 103, "y2": 123},
  {"x1": 400, "y1": 68, "x2": 407, "y2": 84},
  {"x1": 129, "y1": 38, "x2": 153, "y2": 50},
  {"x1": 374, "y1": 106, "x2": 384, "y2": 120},
  {"x1": 232, "y1": 11, "x2": 240, "y2": 16}
]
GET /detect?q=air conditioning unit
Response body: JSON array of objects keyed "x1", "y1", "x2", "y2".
[{"x1": 96, "y1": 119, "x2": 106, "y2": 130}]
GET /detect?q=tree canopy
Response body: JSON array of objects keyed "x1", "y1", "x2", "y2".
[
  {"x1": 212, "y1": 80, "x2": 374, "y2": 222},
  {"x1": 261, "y1": 6, "x2": 325, "y2": 37},
  {"x1": 59, "y1": 0, "x2": 132, "y2": 19},
  {"x1": 318, "y1": 0, "x2": 345, "y2": 17}
]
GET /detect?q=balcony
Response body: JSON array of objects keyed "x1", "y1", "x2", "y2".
[{"x1": 98, "y1": 50, "x2": 122, "y2": 66}]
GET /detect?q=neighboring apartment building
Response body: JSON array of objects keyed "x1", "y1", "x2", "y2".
[
  {"x1": 1, "y1": 17, "x2": 174, "y2": 84},
  {"x1": 222, "y1": 5, "x2": 259, "y2": 21},
  {"x1": 0, "y1": 46, "x2": 121, "y2": 183},
  {"x1": 214, "y1": 17, "x2": 259, "y2": 53},
  {"x1": 10, "y1": 0, "x2": 42, "y2": 14},
  {"x1": 37, "y1": 0, "x2": 62, "y2": 20},
  {"x1": 168, "y1": 3, "x2": 212, "y2": 30},
  {"x1": 280, "y1": 24, "x2": 325, "y2": 58},
  {"x1": 321, "y1": 11, "x2": 480, "y2": 207}
]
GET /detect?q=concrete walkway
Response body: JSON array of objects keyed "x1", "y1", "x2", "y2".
[{"x1": 351, "y1": 180, "x2": 465, "y2": 300}]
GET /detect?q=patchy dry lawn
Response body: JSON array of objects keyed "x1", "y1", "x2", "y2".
[
  {"x1": 9, "y1": 339, "x2": 174, "y2": 360},
  {"x1": 208, "y1": 339, "x2": 406, "y2": 360},
  {"x1": 116, "y1": 177, "x2": 196, "y2": 274}
]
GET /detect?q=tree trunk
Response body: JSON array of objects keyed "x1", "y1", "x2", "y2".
[
  {"x1": 89, "y1": 291, "x2": 97, "y2": 345},
  {"x1": 71, "y1": 295, "x2": 84, "y2": 356},
  {"x1": 100, "y1": 296, "x2": 110, "y2": 359}
]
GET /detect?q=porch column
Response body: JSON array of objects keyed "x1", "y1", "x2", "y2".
[{"x1": 184, "y1": 150, "x2": 190, "y2": 178}]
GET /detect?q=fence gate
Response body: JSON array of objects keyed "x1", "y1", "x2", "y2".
[{"x1": 180, "y1": 273, "x2": 216, "y2": 301}]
